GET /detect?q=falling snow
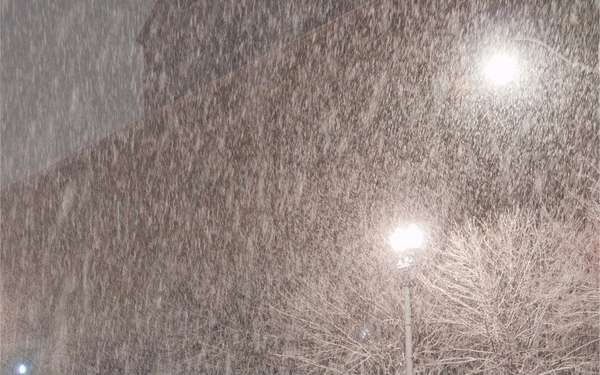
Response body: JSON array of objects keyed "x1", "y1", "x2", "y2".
[{"x1": 1, "y1": 0, "x2": 599, "y2": 374}]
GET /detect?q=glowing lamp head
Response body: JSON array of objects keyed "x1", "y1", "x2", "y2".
[
  {"x1": 390, "y1": 224, "x2": 424, "y2": 253},
  {"x1": 15, "y1": 363, "x2": 28, "y2": 374},
  {"x1": 485, "y1": 53, "x2": 518, "y2": 86}
]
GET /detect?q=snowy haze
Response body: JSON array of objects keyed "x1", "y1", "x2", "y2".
[
  {"x1": 1, "y1": 0, "x2": 155, "y2": 189},
  {"x1": 0, "y1": 0, "x2": 598, "y2": 374}
]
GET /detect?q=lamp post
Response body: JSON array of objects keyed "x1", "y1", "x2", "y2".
[{"x1": 390, "y1": 223, "x2": 424, "y2": 375}]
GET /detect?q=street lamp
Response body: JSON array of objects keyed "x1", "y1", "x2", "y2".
[
  {"x1": 389, "y1": 223, "x2": 424, "y2": 375},
  {"x1": 14, "y1": 363, "x2": 29, "y2": 375},
  {"x1": 484, "y1": 53, "x2": 518, "y2": 86}
]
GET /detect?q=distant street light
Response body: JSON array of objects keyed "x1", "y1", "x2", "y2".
[
  {"x1": 15, "y1": 363, "x2": 29, "y2": 375},
  {"x1": 485, "y1": 53, "x2": 518, "y2": 86},
  {"x1": 389, "y1": 223, "x2": 424, "y2": 375}
]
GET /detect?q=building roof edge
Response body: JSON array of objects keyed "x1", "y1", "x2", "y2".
[{"x1": 136, "y1": 0, "x2": 163, "y2": 45}]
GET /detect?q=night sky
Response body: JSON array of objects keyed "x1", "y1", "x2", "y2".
[{"x1": 1, "y1": 0, "x2": 156, "y2": 189}]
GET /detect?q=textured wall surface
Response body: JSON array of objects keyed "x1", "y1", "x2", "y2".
[{"x1": 138, "y1": 0, "x2": 371, "y2": 112}]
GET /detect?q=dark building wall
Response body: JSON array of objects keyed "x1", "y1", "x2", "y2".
[
  {"x1": 2, "y1": 0, "x2": 598, "y2": 373},
  {"x1": 138, "y1": 0, "x2": 371, "y2": 112}
]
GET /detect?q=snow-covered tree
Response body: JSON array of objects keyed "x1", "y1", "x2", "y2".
[{"x1": 418, "y1": 213, "x2": 599, "y2": 374}]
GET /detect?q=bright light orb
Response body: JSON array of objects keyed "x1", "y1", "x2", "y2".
[
  {"x1": 390, "y1": 224, "x2": 424, "y2": 253},
  {"x1": 485, "y1": 53, "x2": 517, "y2": 86},
  {"x1": 16, "y1": 364, "x2": 28, "y2": 374}
]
